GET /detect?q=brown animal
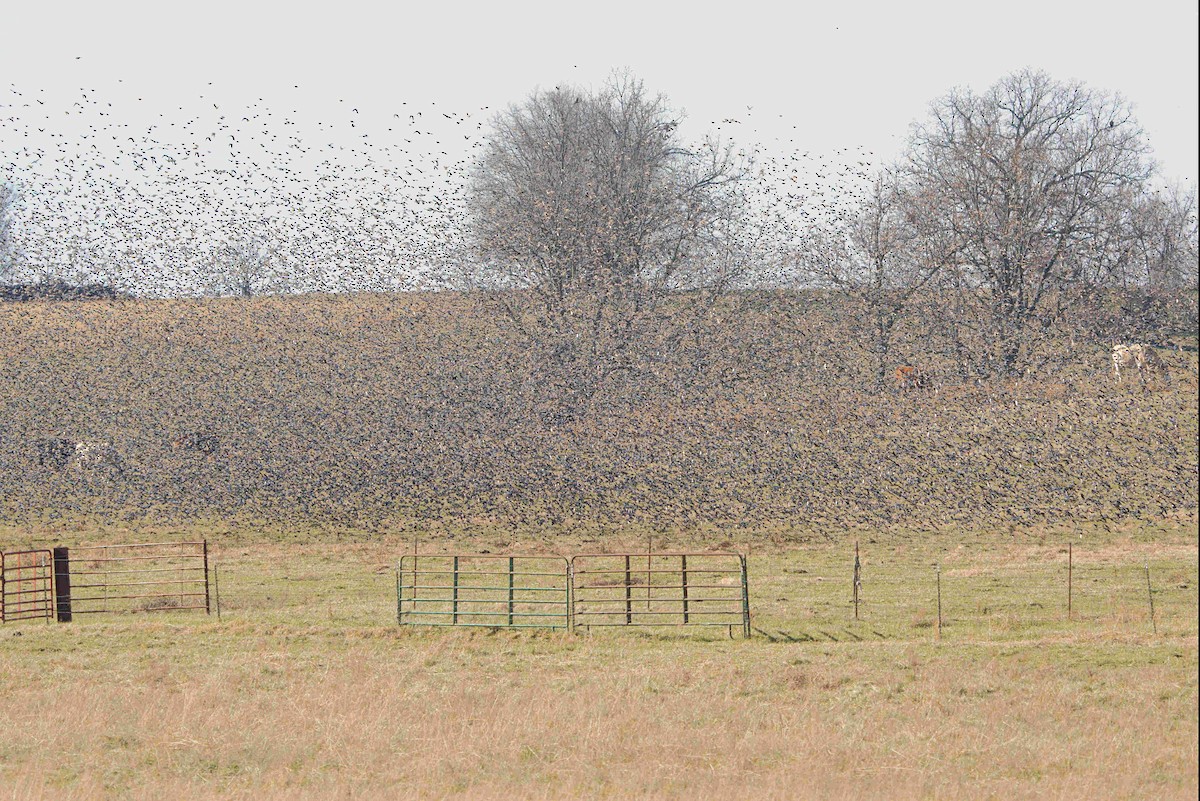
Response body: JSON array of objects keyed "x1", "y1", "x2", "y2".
[
  {"x1": 34, "y1": 437, "x2": 76, "y2": 469},
  {"x1": 1111, "y1": 344, "x2": 1169, "y2": 386},
  {"x1": 894, "y1": 365, "x2": 929, "y2": 391}
]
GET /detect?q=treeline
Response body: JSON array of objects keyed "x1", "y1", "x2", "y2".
[
  {"x1": 0, "y1": 278, "x2": 132, "y2": 302},
  {"x1": 2, "y1": 71, "x2": 1196, "y2": 384},
  {"x1": 456, "y1": 70, "x2": 1199, "y2": 391}
]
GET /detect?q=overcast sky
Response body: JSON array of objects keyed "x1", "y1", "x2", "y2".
[{"x1": 3, "y1": 0, "x2": 1197, "y2": 186}]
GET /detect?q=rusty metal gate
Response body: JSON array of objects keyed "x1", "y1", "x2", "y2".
[
  {"x1": 64, "y1": 541, "x2": 211, "y2": 617},
  {"x1": 570, "y1": 552, "x2": 751, "y2": 637},
  {"x1": 397, "y1": 554, "x2": 570, "y2": 630},
  {"x1": 0, "y1": 550, "x2": 55, "y2": 623}
]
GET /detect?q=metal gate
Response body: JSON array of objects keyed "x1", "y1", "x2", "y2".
[
  {"x1": 0, "y1": 550, "x2": 54, "y2": 623},
  {"x1": 65, "y1": 541, "x2": 211, "y2": 616},
  {"x1": 398, "y1": 554, "x2": 570, "y2": 630},
  {"x1": 570, "y1": 552, "x2": 751, "y2": 637}
]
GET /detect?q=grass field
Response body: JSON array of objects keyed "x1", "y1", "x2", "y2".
[{"x1": 2, "y1": 521, "x2": 1196, "y2": 799}]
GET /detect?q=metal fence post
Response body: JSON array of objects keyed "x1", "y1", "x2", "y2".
[
  {"x1": 624, "y1": 555, "x2": 632, "y2": 624},
  {"x1": 202, "y1": 540, "x2": 211, "y2": 615},
  {"x1": 567, "y1": 560, "x2": 574, "y2": 633},
  {"x1": 681, "y1": 554, "x2": 689, "y2": 625},
  {"x1": 508, "y1": 556, "x2": 514, "y2": 627},
  {"x1": 53, "y1": 546, "x2": 72, "y2": 623},
  {"x1": 741, "y1": 554, "x2": 751, "y2": 639},
  {"x1": 647, "y1": 536, "x2": 652, "y2": 610},
  {"x1": 935, "y1": 563, "x2": 942, "y2": 638},
  {"x1": 1067, "y1": 542, "x2": 1072, "y2": 621},
  {"x1": 452, "y1": 556, "x2": 460, "y2": 626},
  {"x1": 1145, "y1": 560, "x2": 1156, "y2": 635}
]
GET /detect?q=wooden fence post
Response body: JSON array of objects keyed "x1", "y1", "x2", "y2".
[
  {"x1": 52, "y1": 546, "x2": 72, "y2": 623},
  {"x1": 853, "y1": 541, "x2": 861, "y2": 620}
]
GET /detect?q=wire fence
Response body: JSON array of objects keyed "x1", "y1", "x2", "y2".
[
  {"x1": 761, "y1": 543, "x2": 1198, "y2": 637},
  {"x1": 3, "y1": 540, "x2": 1196, "y2": 639}
]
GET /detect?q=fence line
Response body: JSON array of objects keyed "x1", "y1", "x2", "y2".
[{"x1": 3, "y1": 540, "x2": 1195, "y2": 638}]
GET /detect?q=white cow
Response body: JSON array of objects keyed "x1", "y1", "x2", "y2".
[{"x1": 73, "y1": 440, "x2": 123, "y2": 474}]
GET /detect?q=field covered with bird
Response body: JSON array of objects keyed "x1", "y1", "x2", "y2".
[{"x1": 0, "y1": 290, "x2": 1196, "y2": 533}]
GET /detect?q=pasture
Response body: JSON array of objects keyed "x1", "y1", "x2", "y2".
[{"x1": 1, "y1": 520, "x2": 1196, "y2": 800}]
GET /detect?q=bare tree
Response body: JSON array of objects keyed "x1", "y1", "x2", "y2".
[
  {"x1": 1128, "y1": 183, "x2": 1199, "y2": 291},
  {"x1": 0, "y1": 179, "x2": 18, "y2": 281},
  {"x1": 905, "y1": 70, "x2": 1155, "y2": 375},
  {"x1": 794, "y1": 168, "x2": 947, "y2": 386},
  {"x1": 206, "y1": 217, "x2": 290, "y2": 297},
  {"x1": 464, "y1": 75, "x2": 748, "y2": 418}
]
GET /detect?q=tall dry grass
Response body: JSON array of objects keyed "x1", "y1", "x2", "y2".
[{"x1": 2, "y1": 630, "x2": 1196, "y2": 800}]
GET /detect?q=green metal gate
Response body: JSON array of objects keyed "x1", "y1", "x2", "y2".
[
  {"x1": 397, "y1": 554, "x2": 570, "y2": 630},
  {"x1": 570, "y1": 552, "x2": 751, "y2": 637}
]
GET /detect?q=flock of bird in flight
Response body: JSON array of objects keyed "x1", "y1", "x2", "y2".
[{"x1": 2, "y1": 78, "x2": 880, "y2": 297}]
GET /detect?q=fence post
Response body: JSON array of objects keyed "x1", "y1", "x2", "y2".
[
  {"x1": 508, "y1": 556, "x2": 515, "y2": 627},
  {"x1": 853, "y1": 541, "x2": 861, "y2": 620},
  {"x1": 53, "y1": 546, "x2": 72, "y2": 623},
  {"x1": 1145, "y1": 560, "x2": 1156, "y2": 635},
  {"x1": 647, "y1": 536, "x2": 652, "y2": 610},
  {"x1": 395, "y1": 560, "x2": 402, "y2": 626},
  {"x1": 935, "y1": 563, "x2": 942, "y2": 638},
  {"x1": 567, "y1": 560, "x2": 574, "y2": 633},
  {"x1": 1067, "y1": 542, "x2": 1072, "y2": 621},
  {"x1": 741, "y1": 553, "x2": 752, "y2": 639},
  {"x1": 202, "y1": 540, "x2": 211, "y2": 615},
  {"x1": 214, "y1": 559, "x2": 222, "y2": 621},
  {"x1": 411, "y1": 543, "x2": 418, "y2": 619},
  {"x1": 681, "y1": 554, "x2": 689, "y2": 624},
  {"x1": 624, "y1": 555, "x2": 632, "y2": 624},
  {"x1": 452, "y1": 556, "x2": 459, "y2": 626}
]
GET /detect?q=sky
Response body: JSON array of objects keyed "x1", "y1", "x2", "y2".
[
  {"x1": 4, "y1": 0, "x2": 1195, "y2": 180},
  {"x1": 1, "y1": 0, "x2": 1197, "y2": 292}
]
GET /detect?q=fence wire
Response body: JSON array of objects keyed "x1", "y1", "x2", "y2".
[{"x1": 3, "y1": 541, "x2": 1195, "y2": 638}]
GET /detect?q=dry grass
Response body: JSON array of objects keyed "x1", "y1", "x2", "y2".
[
  {"x1": 2, "y1": 626, "x2": 1195, "y2": 800},
  {"x1": 1, "y1": 525, "x2": 1196, "y2": 800}
]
